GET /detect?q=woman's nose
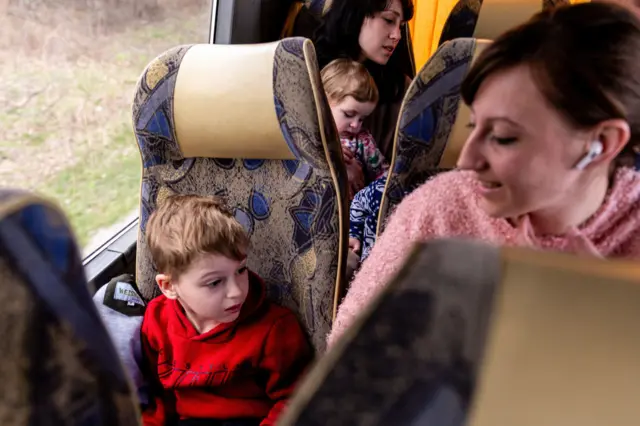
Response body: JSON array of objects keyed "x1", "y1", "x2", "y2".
[
  {"x1": 456, "y1": 137, "x2": 485, "y2": 171},
  {"x1": 390, "y1": 25, "x2": 401, "y2": 41}
]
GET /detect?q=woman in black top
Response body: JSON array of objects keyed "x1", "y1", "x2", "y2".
[{"x1": 313, "y1": 0, "x2": 415, "y2": 160}]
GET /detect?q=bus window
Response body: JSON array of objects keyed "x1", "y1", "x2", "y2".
[
  {"x1": 0, "y1": 0, "x2": 212, "y2": 256},
  {"x1": 209, "y1": 0, "x2": 300, "y2": 44}
]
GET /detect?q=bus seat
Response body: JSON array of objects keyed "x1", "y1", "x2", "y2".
[
  {"x1": 278, "y1": 238, "x2": 640, "y2": 425},
  {"x1": 438, "y1": 0, "x2": 569, "y2": 46},
  {"x1": 132, "y1": 38, "x2": 349, "y2": 352},
  {"x1": 0, "y1": 189, "x2": 139, "y2": 424},
  {"x1": 378, "y1": 37, "x2": 488, "y2": 235}
]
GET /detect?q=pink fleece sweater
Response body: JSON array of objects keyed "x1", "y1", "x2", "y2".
[{"x1": 328, "y1": 168, "x2": 640, "y2": 348}]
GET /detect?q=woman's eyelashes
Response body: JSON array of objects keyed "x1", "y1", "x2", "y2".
[
  {"x1": 492, "y1": 135, "x2": 518, "y2": 145},
  {"x1": 467, "y1": 122, "x2": 518, "y2": 145},
  {"x1": 237, "y1": 266, "x2": 248, "y2": 275}
]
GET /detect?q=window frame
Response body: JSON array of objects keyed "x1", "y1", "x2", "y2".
[
  {"x1": 83, "y1": 216, "x2": 138, "y2": 292},
  {"x1": 209, "y1": 0, "x2": 219, "y2": 43}
]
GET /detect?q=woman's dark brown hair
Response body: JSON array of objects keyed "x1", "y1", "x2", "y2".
[
  {"x1": 461, "y1": 2, "x2": 640, "y2": 165},
  {"x1": 314, "y1": 0, "x2": 415, "y2": 102}
]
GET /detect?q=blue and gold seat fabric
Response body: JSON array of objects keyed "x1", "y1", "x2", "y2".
[
  {"x1": 132, "y1": 38, "x2": 349, "y2": 353},
  {"x1": 378, "y1": 38, "x2": 482, "y2": 235},
  {"x1": 0, "y1": 189, "x2": 140, "y2": 425}
]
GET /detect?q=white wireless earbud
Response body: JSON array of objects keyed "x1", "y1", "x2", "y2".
[{"x1": 575, "y1": 140, "x2": 603, "y2": 170}]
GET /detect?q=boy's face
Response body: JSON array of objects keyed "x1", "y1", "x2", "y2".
[
  {"x1": 329, "y1": 96, "x2": 377, "y2": 139},
  {"x1": 156, "y1": 253, "x2": 249, "y2": 334}
]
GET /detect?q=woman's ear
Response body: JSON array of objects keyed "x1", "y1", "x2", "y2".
[
  {"x1": 593, "y1": 118, "x2": 631, "y2": 164},
  {"x1": 156, "y1": 274, "x2": 178, "y2": 299}
]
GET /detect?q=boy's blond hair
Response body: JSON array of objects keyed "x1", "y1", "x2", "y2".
[
  {"x1": 146, "y1": 194, "x2": 250, "y2": 277},
  {"x1": 321, "y1": 58, "x2": 379, "y2": 105}
]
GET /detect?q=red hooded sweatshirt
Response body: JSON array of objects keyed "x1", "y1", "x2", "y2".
[{"x1": 141, "y1": 272, "x2": 312, "y2": 426}]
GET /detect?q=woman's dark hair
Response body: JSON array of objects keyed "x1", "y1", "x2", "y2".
[
  {"x1": 313, "y1": 0, "x2": 415, "y2": 103},
  {"x1": 461, "y1": 2, "x2": 640, "y2": 165}
]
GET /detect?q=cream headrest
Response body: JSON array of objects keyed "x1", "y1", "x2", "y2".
[
  {"x1": 173, "y1": 42, "x2": 295, "y2": 160},
  {"x1": 474, "y1": 0, "x2": 542, "y2": 40}
]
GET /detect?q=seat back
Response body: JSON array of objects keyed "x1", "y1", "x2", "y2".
[
  {"x1": 438, "y1": 0, "x2": 569, "y2": 46},
  {"x1": 279, "y1": 238, "x2": 640, "y2": 425},
  {"x1": 0, "y1": 190, "x2": 139, "y2": 424},
  {"x1": 378, "y1": 38, "x2": 488, "y2": 235},
  {"x1": 132, "y1": 38, "x2": 349, "y2": 352}
]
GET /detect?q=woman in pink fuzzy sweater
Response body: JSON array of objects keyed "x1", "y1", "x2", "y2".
[{"x1": 328, "y1": 2, "x2": 640, "y2": 348}]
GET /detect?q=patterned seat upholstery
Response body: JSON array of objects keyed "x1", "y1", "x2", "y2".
[
  {"x1": 438, "y1": 0, "x2": 569, "y2": 46},
  {"x1": 132, "y1": 38, "x2": 349, "y2": 353},
  {"x1": 278, "y1": 238, "x2": 640, "y2": 425},
  {"x1": 378, "y1": 38, "x2": 488, "y2": 234},
  {"x1": 0, "y1": 190, "x2": 139, "y2": 425}
]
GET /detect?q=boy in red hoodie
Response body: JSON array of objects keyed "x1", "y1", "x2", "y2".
[{"x1": 141, "y1": 194, "x2": 312, "y2": 426}]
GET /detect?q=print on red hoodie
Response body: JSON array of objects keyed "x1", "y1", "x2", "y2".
[{"x1": 141, "y1": 272, "x2": 312, "y2": 426}]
